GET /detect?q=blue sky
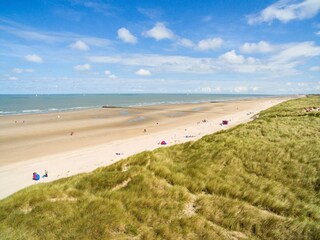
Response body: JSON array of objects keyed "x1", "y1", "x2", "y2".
[{"x1": 0, "y1": 0, "x2": 320, "y2": 94}]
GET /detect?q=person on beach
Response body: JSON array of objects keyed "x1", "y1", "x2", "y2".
[
  {"x1": 43, "y1": 170, "x2": 48, "y2": 178},
  {"x1": 33, "y1": 172, "x2": 40, "y2": 181}
]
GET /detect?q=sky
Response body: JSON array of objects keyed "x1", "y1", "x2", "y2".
[{"x1": 0, "y1": 0, "x2": 320, "y2": 94}]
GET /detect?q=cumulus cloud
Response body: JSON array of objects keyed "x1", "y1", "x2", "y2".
[
  {"x1": 177, "y1": 37, "x2": 223, "y2": 51},
  {"x1": 25, "y1": 54, "x2": 43, "y2": 63},
  {"x1": 310, "y1": 66, "x2": 320, "y2": 71},
  {"x1": 104, "y1": 70, "x2": 116, "y2": 79},
  {"x1": 104, "y1": 70, "x2": 111, "y2": 75},
  {"x1": 117, "y1": 28, "x2": 137, "y2": 44},
  {"x1": 12, "y1": 68, "x2": 34, "y2": 73},
  {"x1": 135, "y1": 68, "x2": 152, "y2": 76},
  {"x1": 70, "y1": 40, "x2": 89, "y2": 51},
  {"x1": 144, "y1": 22, "x2": 174, "y2": 40},
  {"x1": 247, "y1": 0, "x2": 320, "y2": 24},
  {"x1": 240, "y1": 41, "x2": 274, "y2": 53},
  {"x1": 74, "y1": 63, "x2": 91, "y2": 71},
  {"x1": 197, "y1": 38, "x2": 223, "y2": 51},
  {"x1": 219, "y1": 50, "x2": 245, "y2": 64},
  {"x1": 109, "y1": 74, "x2": 116, "y2": 79}
]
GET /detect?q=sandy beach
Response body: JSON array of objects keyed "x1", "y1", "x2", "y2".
[{"x1": 0, "y1": 96, "x2": 297, "y2": 199}]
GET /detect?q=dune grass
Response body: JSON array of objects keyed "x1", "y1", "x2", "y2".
[{"x1": 0, "y1": 95, "x2": 319, "y2": 239}]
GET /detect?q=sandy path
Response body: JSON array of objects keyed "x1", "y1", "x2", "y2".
[{"x1": 0, "y1": 96, "x2": 297, "y2": 199}]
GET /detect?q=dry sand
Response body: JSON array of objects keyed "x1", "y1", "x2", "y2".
[{"x1": 0, "y1": 96, "x2": 296, "y2": 199}]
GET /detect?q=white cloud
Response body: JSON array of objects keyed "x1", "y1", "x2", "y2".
[
  {"x1": 310, "y1": 66, "x2": 320, "y2": 71},
  {"x1": 8, "y1": 76, "x2": 18, "y2": 80},
  {"x1": 70, "y1": 40, "x2": 89, "y2": 51},
  {"x1": 89, "y1": 41, "x2": 320, "y2": 76},
  {"x1": 247, "y1": 57, "x2": 258, "y2": 64},
  {"x1": 109, "y1": 74, "x2": 116, "y2": 79},
  {"x1": 177, "y1": 37, "x2": 223, "y2": 52},
  {"x1": 213, "y1": 87, "x2": 222, "y2": 92},
  {"x1": 117, "y1": 28, "x2": 137, "y2": 44},
  {"x1": 248, "y1": 0, "x2": 320, "y2": 24},
  {"x1": 177, "y1": 38, "x2": 195, "y2": 48},
  {"x1": 72, "y1": 1, "x2": 112, "y2": 15},
  {"x1": 135, "y1": 68, "x2": 152, "y2": 76},
  {"x1": 89, "y1": 54, "x2": 219, "y2": 73},
  {"x1": 240, "y1": 41, "x2": 274, "y2": 53},
  {"x1": 271, "y1": 41, "x2": 320, "y2": 63},
  {"x1": 234, "y1": 86, "x2": 248, "y2": 93},
  {"x1": 144, "y1": 22, "x2": 174, "y2": 40},
  {"x1": 88, "y1": 53, "x2": 257, "y2": 74},
  {"x1": 316, "y1": 31, "x2": 320, "y2": 35},
  {"x1": 137, "y1": 8, "x2": 162, "y2": 20},
  {"x1": 104, "y1": 70, "x2": 111, "y2": 75},
  {"x1": 219, "y1": 50, "x2": 245, "y2": 64},
  {"x1": 197, "y1": 38, "x2": 223, "y2": 51},
  {"x1": 74, "y1": 63, "x2": 91, "y2": 71},
  {"x1": 25, "y1": 54, "x2": 43, "y2": 63},
  {"x1": 200, "y1": 86, "x2": 212, "y2": 93},
  {"x1": 0, "y1": 19, "x2": 111, "y2": 47},
  {"x1": 12, "y1": 68, "x2": 34, "y2": 73}
]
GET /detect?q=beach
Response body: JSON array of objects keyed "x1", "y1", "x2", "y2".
[{"x1": 0, "y1": 96, "x2": 296, "y2": 199}]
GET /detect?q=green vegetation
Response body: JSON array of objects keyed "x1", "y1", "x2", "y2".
[{"x1": 1, "y1": 96, "x2": 320, "y2": 239}]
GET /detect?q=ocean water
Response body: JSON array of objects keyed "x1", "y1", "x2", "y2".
[{"x1": 0, "y1": 94, "x2": 272, "y2": 116}]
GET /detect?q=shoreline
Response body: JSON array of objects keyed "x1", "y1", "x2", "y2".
[
  {"x1": 0, "y1": 94, "x2": 293, "y2": 117},
  {"x1": 0, "y1": 96, "x2": 299, "y2": 199}
]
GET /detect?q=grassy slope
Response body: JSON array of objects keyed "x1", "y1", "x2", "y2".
[{"x1": 0, "y1": 96, "x2": 319, "y2": 240}]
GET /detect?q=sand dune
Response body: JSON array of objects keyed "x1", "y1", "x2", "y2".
[{"x1": 0, "y1": 96, "x2": 297, "y2": 199}]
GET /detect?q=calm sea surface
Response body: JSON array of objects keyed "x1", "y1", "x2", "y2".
[{"x1": 0, "y1": 94, "x2": 273, "y2": 115}]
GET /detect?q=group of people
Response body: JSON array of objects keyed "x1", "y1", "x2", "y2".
[{"x1": 32, "y1": 170, "x2": 48, "y2": 181}]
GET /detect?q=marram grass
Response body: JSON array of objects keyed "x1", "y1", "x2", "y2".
[{"x1": 0, "y1": 95, "x2": 319, "y2": 239}]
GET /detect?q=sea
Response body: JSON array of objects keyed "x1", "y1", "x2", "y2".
[{"x1": 0, "y1": 94, "x2": 273, "y2": 116}]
